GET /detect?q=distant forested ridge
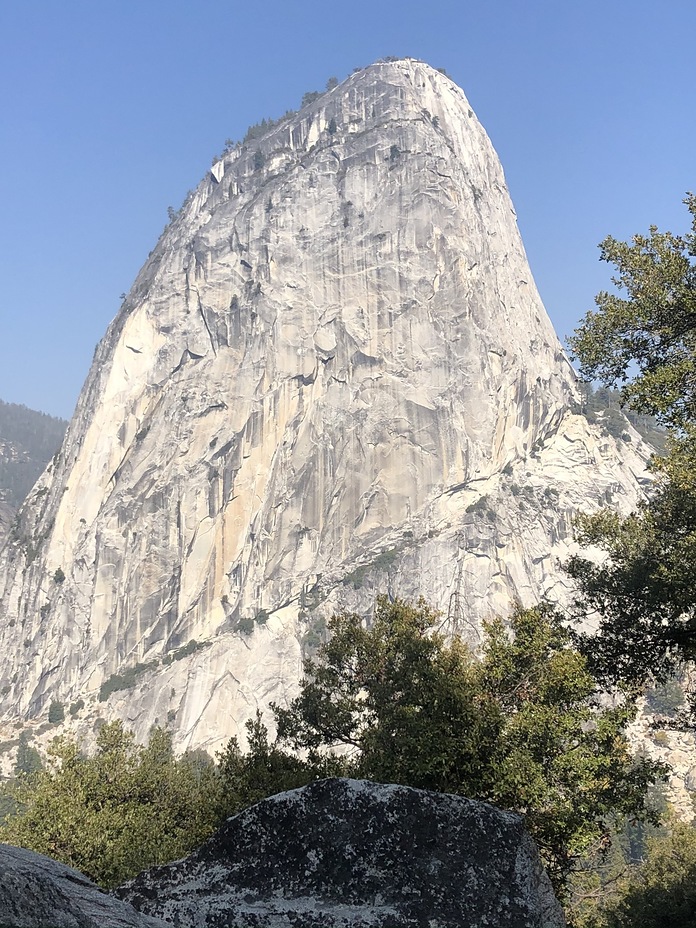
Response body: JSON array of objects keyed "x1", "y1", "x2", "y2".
[{"x1": 0, "y1": 400, "x2": 67, "y2": 509}]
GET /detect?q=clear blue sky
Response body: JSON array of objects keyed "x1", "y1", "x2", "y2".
[{"x1": 1, "y1": 0, "x2": 694, "y2": 419}]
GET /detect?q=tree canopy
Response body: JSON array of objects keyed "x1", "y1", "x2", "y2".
[
  {"x1": 568, "y1": 196, "x2": 696, "y2": 685},
  {"x1": 274, "y1": 597, "x2": 664, "y2": 893},
  {"x1": 0, "y1": 722, "x2": 221, "y2": 888},
  {"x1": 569, "y1": 194, "x2": 696, "y2": 431},
  {"x1": 0, "y1": 598, "x2": 663, "y2": 902}
]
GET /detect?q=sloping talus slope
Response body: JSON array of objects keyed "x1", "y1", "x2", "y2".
[{"x1": 0, "y1": 60, "x2": 652, "y2": 754}]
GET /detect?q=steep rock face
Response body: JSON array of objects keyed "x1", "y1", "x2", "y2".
[
  {"x1": 0, "y1": 844, "x2": 165, "y2": 928},
  {"x1": 117, "y1": 778, "x2": 565, "y2": 927},
  {"x1": 0, "y1": 59, "x2": 650, "y2": 753}
]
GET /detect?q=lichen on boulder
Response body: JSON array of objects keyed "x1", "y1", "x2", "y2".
[{"x1": 116, "y1": 777, "x2": 565, "y2": 927}]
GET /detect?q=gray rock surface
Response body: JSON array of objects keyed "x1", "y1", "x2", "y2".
[
  {"x1": 0, "y1": 843, "x2": 165, "y2": 928},
  {"x1": 0, "y1": 59, "x2": 652, "y2": 756},
  {"x1": 116, "y1": 777, "x2": 565, "y2": 927}
]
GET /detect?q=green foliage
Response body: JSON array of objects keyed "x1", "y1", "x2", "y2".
[
  {"x1": 327, "y1": 117, "x2": 337, "y2": 135},
  {"x1": 466, "y1": 494, "x2": 494, "y2": 519},
  {"x1": 216, "y1": 711, "x2": 343, "y2": 817},
  {"x1": 161, "y1": 638, "x2": 208, "y2": 665},
  {"x1": 645, "y1": 677, "x2": 685, "y2": 717},
  {"x1": 568, "y1": 197, "x2": 696, "y2": 685},
  {"x1": 570, "y1": 195, "x2": 696, "y2": 431},
  {"x1": 237, "y1": 616, "x2": 255, "y2": 636},
  {"x1": 585, "y1": 821, "x2": 696, "y2": 928},
  {"x1": 241, "y1": 112, "x2": 296, "y2": 144},
  {"x1": 47, "y1": 700, "x2": 64, "y2": 724},
  {"x1": 325, "y1": 76, "x2": 338, "y2": 91},
  {"x1": 568, "y1": 436, "x2": 696, "y2": 683},
  {"x1": 577, "y1": 383, "x2": 667, "y2": 452},
  {"x1": 274, "y1": 597, "x2": 664, "y2": 894},
  {"x1": 52, "y1": 568, "x2": 65, "y2": 584},
  {"x1": 341, "y1": 547, "x2": 402, "y2": 589},
  {"x1": 301, "y1": 613, "x2": 327, "y2": 654},
  {"x1": 69, "y1": 699, "x2": 84, "y2": 717},
  {"x1": 14, "y1": 731, "x2": 42, "y2": 776},
  {"x1": 301, "y1": 90, "x2": 321, "y2": 108},
  {"x1": 0, "y1": 722, "x2": 221, "y2": 889},
  {"x1": 99, "y1": 660, "x2": 158, "y2": 701},
  {"x1": 252, "y1": 149, "x2": 265, "y2": 171}
]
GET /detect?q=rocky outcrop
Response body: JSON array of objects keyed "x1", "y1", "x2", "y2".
[
  {"x1": 0, "y1": 59, "x2": 652, "y2": 755},
  {"x1": 117, "y1": 778, "x2": 565, "y2": 927},
  {"x1": 0, "y1": 843, "x2": 165, "y2": 928}
]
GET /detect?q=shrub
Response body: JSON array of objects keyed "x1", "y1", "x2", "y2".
[
  {"x1": 48, "y1": 700, "x2": 65, "y2": 724},
  {"x1": 238, "y1": 616, "x2": 255, "y2": 636},
  {"x1": 162, "y1": 639, "x2": 208, "y2": 666},
  {"x1": 53, "y1": 568, "x2": 65, "y2": 584},
  {"x1": 99, "y1": 660, "x2": 159, "y2": 702},
  {"x1": 14, "y1": 731, "x2": 42, "y2": 776},
  {"x1": 651, "y1": 730, "x2": 671, "y2": 747}
]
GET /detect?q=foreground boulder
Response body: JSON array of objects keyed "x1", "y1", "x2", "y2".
[
  {"x1": 117, "y1": 778, "x2": 565, "y2": 927},
  {"x1": 0, "y1": 843, "x2": 164, "y2": 928}
]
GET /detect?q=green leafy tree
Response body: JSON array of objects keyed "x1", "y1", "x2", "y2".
[
  {"x1": 253, "y1": 149, "x2": 265, "y2": 172},
  {"x1": 48, "y1": 700, "x2": 64, "y2": 724},
  {"x1": 216, "y1": 711, "x2": 344, "y2": 816},
  {"x1": 14, "y1": 730, "x2": 42, "y2": 776},
  {"x1": 274, "y1": 597, "x2": 664, "y2": 894},
  {"x1": 301, "y1": 90, "x2": 321, "y2": 108},
  {"x1": 0, "y1": 722, "x2": 221, "y2": 888},
  {"x1": 568, "y1": 196, "x2": 696, "y2": 684},
  {"x1": 569, "y1": 194, "x2": 696, "y2": 430},
  {"x1": 586, "y1": 821, "x2": 696, "y2": 928}
]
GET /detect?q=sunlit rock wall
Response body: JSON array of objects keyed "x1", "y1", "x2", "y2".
[{"x1": 0, "y1": 60, "x2": 651, "y2": 755}]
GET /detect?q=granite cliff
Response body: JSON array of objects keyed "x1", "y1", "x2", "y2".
[{"x1": 0, "y1": 59, "x2": 652, "y2": 755}]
